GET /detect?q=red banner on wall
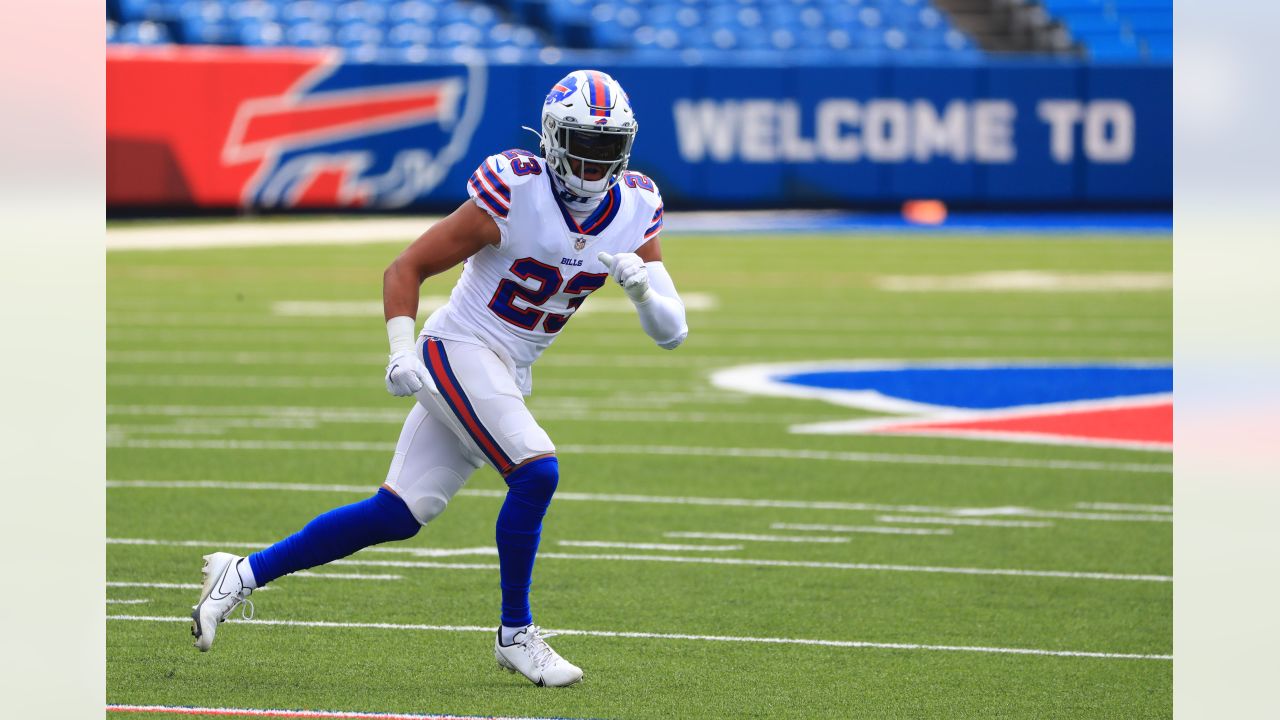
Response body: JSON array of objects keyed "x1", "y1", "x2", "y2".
[{"x1": 107, "y1": 46, "x2": 335, "y2": 206}]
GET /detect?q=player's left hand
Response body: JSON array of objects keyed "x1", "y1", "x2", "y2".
[{"x1": 598, "y1": 252, "x2": 651, "y2": 302}]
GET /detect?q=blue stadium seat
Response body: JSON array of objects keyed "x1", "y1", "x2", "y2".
[
  {"x1": 238, "y1": 19, "x2": 285, "y2": 46},
  {"x1": 226, "y1": 1, "x2": 278, "y2": 24},
  {"x1": 117, "y1": 20, "x2": 174, "y2": 44},
  {"x1": 109, "y1": 0, "x2": 986, "y2": 60},
  {"x1": 388, "y1": 1, "x2": 438, "y2": 26},
  {"x1": 336, "y1": 21, "x2": 383, "y2": 48},
  {"x1": 281, "y1": 1, "x2": 334, "y2": 25},
  {"x1": 116, "y1": 0, "x2": 181, "y2": 23},
  {"x1": 386, "y1": 22, "x2": 434, "y2": 47},
  {"x1": 285, "y1": 20, "x2": 334, "y2": 46},
  {"x1": 334, "y1": 1, "x2": 388, "y2": 26},
  {"x1": 437, "y1": 21, "x2": 485, "y2": 47}
]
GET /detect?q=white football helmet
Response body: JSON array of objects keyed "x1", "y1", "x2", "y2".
[{"x1": 539, "y1": 70, "x2": 637, "y2": 197}]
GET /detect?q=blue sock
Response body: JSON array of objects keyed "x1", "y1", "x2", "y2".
[
  {"x1": 248, "y1": 488, "x2": 420, "y2": 587},
  {"x1": 495, "y1": 457, "x2": 559, "y2": 628}
]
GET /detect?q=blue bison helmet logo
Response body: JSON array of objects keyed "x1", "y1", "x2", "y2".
[{"x1": 545, "y1": 74, "x2": 579, "y2": 105}]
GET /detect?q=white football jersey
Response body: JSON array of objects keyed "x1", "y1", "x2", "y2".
[{"x1": 422, "y1": 149, "x2": 665, "y2": 394}]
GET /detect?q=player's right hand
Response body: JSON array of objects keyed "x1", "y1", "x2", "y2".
[{"x1": 385, "y1": 348, "x2": 434, "y2": 397}]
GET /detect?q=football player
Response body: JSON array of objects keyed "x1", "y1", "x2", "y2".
[{"x1": 189, "y1": 70, "x2": 687, "y2": 688}]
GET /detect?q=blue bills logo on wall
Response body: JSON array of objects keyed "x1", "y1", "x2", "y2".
[
  {"x1": 225, "y1": 57, "x2": 487, "y2": 209},
  {"x1": 711, "y1": 360, "x2": 1171, "y2": 451}
]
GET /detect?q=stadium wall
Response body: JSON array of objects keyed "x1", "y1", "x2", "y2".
[{"x1": 106, "y1": 47, "x2": 1171, "y2": 211}]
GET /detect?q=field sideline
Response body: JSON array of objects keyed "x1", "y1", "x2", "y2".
[{"x1": 107, "y1": 222, "x2": 1171, "y2": 719}]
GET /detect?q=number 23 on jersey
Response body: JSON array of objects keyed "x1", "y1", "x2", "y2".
[{"x1": 488, "y1": 257, "x2": 607, "y2": 334}]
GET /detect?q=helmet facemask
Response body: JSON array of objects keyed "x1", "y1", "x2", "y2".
[{"x1": 543, "y1": 117, "x2": 636, "y2": 197}]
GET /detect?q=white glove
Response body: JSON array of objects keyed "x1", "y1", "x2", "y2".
[
  {"x1": 598, "y1": 251, "x2": 651, "y2": 302},
  {"x1": 384, "y1": 316, "x2": 434, "y2": 397},
  {"x1": 385, "y1": 348, "x2": 434, "y2": 397}
]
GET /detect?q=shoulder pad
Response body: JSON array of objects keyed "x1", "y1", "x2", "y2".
[
  {"x1": 468, "y1": 150, "x2": 545, "y2": 219},
  {"x1": 488, "y1": 149, "x2": 546, "y2": 186},
  {"x1": 620, "y1": 170, "x2": 662, "y2": 209}
]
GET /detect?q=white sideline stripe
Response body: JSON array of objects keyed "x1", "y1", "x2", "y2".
[
  {"x1": 770, "y1": 522, "x2": 955, "y2": 535},
  {"x1": 105, "y1": 481, "x2": 1167, "y2": 524},
  {"x1": 105, "y1": 598, "x2": 151, "y2": 605},
  {"x1": 665, "y1": 531, "x2": 850, "y2": 544},
  {"x1": 335, "y1": 553, "x2": 1171, "y2": 583},
  {"x1": 106, "y1": 216, "x2": 439, "y2": 250},
  {"x1": 873, "y1": 516, "x2": 1055, "y2": 528},
  {"x1": 558, "y1": 540, "x2": 744, "y2": 552},
  {"x1": 104, "y1": 614, "x2": 1172, "y2": 661},
  {"x1": 874, "y1": 271, "x2": 1172, "y2": 292},
  {"x1": 105, "y1": 439, "x2": 1172, "y2": 474},
  {"x1": 106, "y1": 704, "x2": 569, "y2": 720},
  {"x1": 1076, "y1": 502, "x2": 1172, "y2": 513}
]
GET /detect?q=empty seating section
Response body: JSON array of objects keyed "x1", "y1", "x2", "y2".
[
  {"x1": 106, "y1": 0, "x2": 981, "y2": 60},
  {"x1": 106, "y1": 0, "x2": 546, "y2": 58},
  {"x1": 1040, "y1": 0, "x2": 1170, "y2": 61},
  {"x1": 532, "y1": 0, "x2": 977, "y2": 58}
]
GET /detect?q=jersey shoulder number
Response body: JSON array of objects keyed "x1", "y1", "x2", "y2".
[
  {"x1": 621, "y1": 170, "x2": 663, "y2": 242},
  {"x1": 467, "y1": 149, "x2": 545, "y2": 220}
]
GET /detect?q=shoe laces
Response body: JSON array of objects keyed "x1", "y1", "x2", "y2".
[
  {"x1": 522, "y1": 626, "x2": 562, "y2": 670},
  {"x1": 219, "y1": 589, "x2": 255, "y2": 622}
]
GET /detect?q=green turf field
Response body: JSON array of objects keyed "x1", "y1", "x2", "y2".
[{"x1": 107, "y1": 228, "x2": 1172, "y2": 719}]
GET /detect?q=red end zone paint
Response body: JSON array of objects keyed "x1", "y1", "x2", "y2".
[
  {"x1": 873, "y1": 401, "x2": 1172, "y2": 449},
  {"x1": 886, "y1": 402, "x2": 1171, "y2": 444},
  {"x1": 106, "y1": 704, "x2": 577, "y2": 720}
]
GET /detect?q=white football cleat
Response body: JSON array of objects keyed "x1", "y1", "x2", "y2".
[
  {"x1": 191, "y1": 552, "x2": 254, "y2": 652},
  {"x1": 494, "y1": 625, "x2": 583, "y2": 687}
]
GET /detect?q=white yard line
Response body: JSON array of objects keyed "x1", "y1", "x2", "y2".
[
  {"x1": 665, "y1": 531, "x2": 850, "y2": 544},
  {"x1": 107, "y1": 536, "x2": 1168, "y2": 582},
  {"x1": 107, "y1": 537, "x2": 498, "y2": 559},
  {"x1": 107, "y1": 581, "x2": 275, "y2": 592},
  {"x1": 873, "y1": 271, "x2": 1172, "y2": 292},
  {"x1": 292, "y1": 571, "x2": 403, "y2": 581},
  {"x1": 106, "y1": 481, "x2": 1171, "y2": 523},
  {"x1": 106, "y1": 704, "x2": 570, "y2": 720},
  {"x1": 770, "y1": 522, "x2": 955, "y2": 535},
  {"x1": 873, "y1": 516, "x2": 1055, "y2": 528},
  {"x1": 105, "y1": 438, "x2": 1172, "y2": 474},
  {"x1": 272, "y1": 294, "x2": 717, "y2": 317},
  {"x1": 106, "y1": 350, "x2": 754, "y2": 368},
  {"x1": 105, "y1": 599, "x2": 151, "y2": 605},
  {"x1": 557, "y1": 540, "x2": 743, "y2": 552},
  {"x1": 945, "y1": 508, "x2": 1171, "y2": 523},
  {"x1": 1075, "y1": 502, "x2": 1172, "y2": 513},
  {"x1": 332, "y1": 553, "x2": 1170, "y2": 583},
  {"x1": 104, "y1": 614, "x2": 1172, "y2": 661}
]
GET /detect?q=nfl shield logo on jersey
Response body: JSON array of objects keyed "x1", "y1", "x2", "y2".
[{"x1": 574, "y1": 236, "x2": 588, "y2": 251}]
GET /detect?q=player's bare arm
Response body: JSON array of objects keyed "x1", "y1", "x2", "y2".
[
  {"x1": 383, "y1": 200, "x2": 500, "y2": 396},
  {"x1": 383, "y1": 199, "x2": 500, "y2": 321}
]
